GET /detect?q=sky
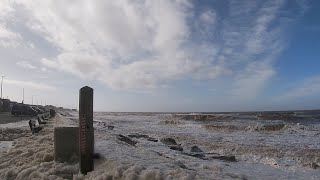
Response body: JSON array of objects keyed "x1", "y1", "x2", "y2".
[{"x1": 0, "y1": 0, "x2": 319, "y2": 112}]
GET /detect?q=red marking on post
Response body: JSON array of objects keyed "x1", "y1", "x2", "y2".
[{"x1": 79, "y1": 86, "x2": 94, "y2": 174}]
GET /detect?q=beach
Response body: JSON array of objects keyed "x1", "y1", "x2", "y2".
[
  {"x1": 0, "y1": 112, "x2": 79, "y2": 179},
  {"x1": 0, "y1": 110, "x2": 319, "y2": 179}
]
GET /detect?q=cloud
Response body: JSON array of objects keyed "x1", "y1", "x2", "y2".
[
  {"x1": 0, "y1": 0, "x2": 308, "y2": 99},
  {"x1": 10, "y1": 0, "x2": 228, "y2": 90},
  {"x1": 16, "y1": 61, "x2": 36, "y2": 69},
  {"x1": 0, "y1": 0, "x2": 21, "y2": 47},
  {"x1": 5, "y1": 79, "x2": 56, "y2": 91}
]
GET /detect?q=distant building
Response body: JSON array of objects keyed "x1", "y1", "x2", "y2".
[
  {"x1": 0, "y1": 99, "x2": 3, "y2": 112},
  {"x1": 10, "y1": 101, "x2": 17, "y2": 111},
  {"x1": 1, "y1": 99, "x2": 11, "y2": 112}
]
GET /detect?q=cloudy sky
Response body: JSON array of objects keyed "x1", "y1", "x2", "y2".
[{"x1": 0, "y1": 0, "x2": 319, "y2": 112}]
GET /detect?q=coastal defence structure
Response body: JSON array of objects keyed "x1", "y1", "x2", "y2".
[
  {"x1": 79, "y1": 86, "x2": 94, "y2": 174},
  {"x1": 53, "y1": 86, "x2": 94, "y2": 175},
  {"x1": 54, "y1": 127, "x2": 79, "y2": 162}
]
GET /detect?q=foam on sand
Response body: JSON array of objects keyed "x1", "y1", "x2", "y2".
[{"x1": 0, "y1": 113, "x2": 79, "y2": 180}]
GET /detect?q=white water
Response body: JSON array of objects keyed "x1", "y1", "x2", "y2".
[{"x1": 87, "y1": 112, "x2": 320, "y2": 179}]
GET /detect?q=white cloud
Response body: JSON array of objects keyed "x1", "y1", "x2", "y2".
[
  {"x1": 16, "y1": 61, "x2": 36, "y2": 69},
  {"x1": 0, "y1": 0, "x2": 307, "y2": 101},
  {"x1": 0, "y1": 0, "x2": 21, "y2": 47},
  {"x1": 12, "y1": 0, "x2": 228, "y2": 90},
  {"x1": 5, "y1": 79, "x2": 56, "y2": 91}
]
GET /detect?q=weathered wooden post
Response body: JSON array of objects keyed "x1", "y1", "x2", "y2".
[{"x1": 79, "y1": 86, "x2": 94, "y2": 174}]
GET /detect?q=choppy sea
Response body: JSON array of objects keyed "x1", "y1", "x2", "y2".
[{"x1": 62, "y1": 110, "x2": 320, "y2": 179}]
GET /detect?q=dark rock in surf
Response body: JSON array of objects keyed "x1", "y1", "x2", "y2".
[
  {"x1": 128, "y1": 133, "x2": 149, "y2": 139},
  {"x1": 209, "y1": 155, "x2": 236, "y2": 162},
  {"x1": 174, "y1": 161, "x2": 188, "y2": 169},
  {"x1": 33, "y1": 126, "x2": 43, "y2": 134},
  {"x1": 183, "y1": 152, "x2": 206, "y2": 159},
  {"x1": 160, "y1": 138, "x2": 178, "y2": 145},
  {"x1": 169, "y1": 145, "x2": 183, "y2": 151},
  {"x1": 190, "y1": 146, "x2": 204, "y2": 153},
  {"x1": 182, "y1": 146, "x2": 206, "y2": 159},
  {"x1": 147, "y1": 137, "x2": 158, "y2": 142},
  {"x1": 311, "y1": 162, "x2": 319, "y2": 169},
  {"x1": 117, "y1": 134, "x2": 137, "y2": 146},
  {"x1": 107, "y1": 125, "x2": 114, "y2": 130}
]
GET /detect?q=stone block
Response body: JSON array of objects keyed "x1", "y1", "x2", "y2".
[{"x1": 54, "y1": 126, "x2": 79, "y2": 163}]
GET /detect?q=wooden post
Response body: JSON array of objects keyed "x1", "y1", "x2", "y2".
[{"x1": 79, "y1": 86, "x2": 94, "y2": 174}]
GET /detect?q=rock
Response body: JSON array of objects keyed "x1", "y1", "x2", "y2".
[
  {"x1": 147, "y1": 137, "x2": 158, "y2": 142},
  {"x1": 33, "y1": 126, "x2": 43, "y2": 134},
  {"x1": 190, "y1": 146, "x2": 203, "y2": 153},
  {"x1": 92, "y1": 153, "x2": 101, "y2": 159},
  {"x1": 169, "y1": 145, "x2": 183, "y2": 151},
  {"x1": 183, "y1": 152, "x2": 206, "y2": 159},
  {"x1": 174, "y1": 161, "x2": 188, "y2": 169},
  {"x1": 128, "y1": 133, "x2": 149, "y2": 139},
  {"x1": 117, "y1": 134, "x2": 137, "y2": 146},
  {"x1": 107, "y1": 125, "x2": 114, "y2": 130},
  {"x1": 42, "y1": 153, "x2": 54, "y2": 162},
  {"x1": 209, "y1": 155, "x2": 236, "y2": 162},
  {"x1": 160, "y1": 138, "x2": 177, "y2": 145},
  {"x1": 311, "y1": 162, "x2": 319, "y2": 169},
  {"x1": 49, "y1": 109, "x2": 56, "y2": 117}
]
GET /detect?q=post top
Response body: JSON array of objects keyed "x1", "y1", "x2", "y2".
[{"x1": 80, "y1": 86, "x2": 93, "y2": 91}]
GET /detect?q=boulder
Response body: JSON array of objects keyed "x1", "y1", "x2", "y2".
[
  {"x1": 311, "y1": 162, "x2": 319, "y2": 169},
  {"x1": 169, "y1": 145, "x2": 183, "y2": 151},
  {"x1": 107, "y1": 125, "x2": 114, "y2": 130},
  {"x1": 209, "y1": 155, "x2": 236, "y2": 162},
  {"x1": 147, "y1": 137, "x2": 158, "y2": 142},
  {"x1": 160, "y1": 138, "x2": 177, "y2": 145},
  {"x1": 117, "y1": 134, "x2": 137, "y2": 146},
  {"x1": 128, "y1": 133, "x2": 149, "y2": 139},
  {"x1": 190, "y1": 146, "x2": 204, "y2": 153}
]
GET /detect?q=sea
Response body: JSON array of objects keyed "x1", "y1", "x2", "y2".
[{"x1": 64, "y1": 110, "x2": 320, "y2": 179}]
